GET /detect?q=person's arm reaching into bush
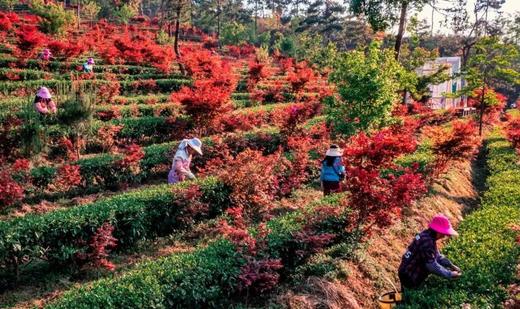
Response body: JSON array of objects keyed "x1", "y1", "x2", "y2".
[
  {"x1": 48, "y1": 100, "x2": 57, "y2": 113},
  {"x1": 437, "y1": 254, "x2": 461, "y2": 272},
  {"x1": 174, "y1": 158, "x2": 195, "y2": 180},
  {"x1": 34, "y1": 101, "x2": 49, "y2": 114},
  {"x1": 423, "y1": 242, "x2": 460, "y2": 279}
]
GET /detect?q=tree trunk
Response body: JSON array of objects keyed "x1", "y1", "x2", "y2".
[
  {"x1": 478, "y1": 86, "x2": 486, "y2": 136},
  {"x1": 394, "y1": 1, "x2": 408, "y2": 60},
  {"x1": 77, "y1": 1, "x2": 81, "y2": 30},
  {"x1": 174, "y1": 7, "x2": 185, "y2": 75},
  {"x1": 254, "y1": 0, "x2": 258, "y2": 37},
  {"x1": 217, "y1": 0, "x2": 221, "y2": 46}
]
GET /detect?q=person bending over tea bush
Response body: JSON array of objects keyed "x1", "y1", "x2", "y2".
[
  {"x1": 39, "y1": 48, "x2": 53, "y2": 61},
  {"x1": 34, "y1": 87, "x2": 57, "y2": 115},
  {"x1": 168, "y1": 137, "x2": 203, "y2": 184},
  {"x1": 399, "y1": 214, "x2": 461, "y2": 290},
  {"x1": 320, "y1": 144, "x2": 345, "y2": 196},
  {"x1": 83, "y1": 57, "x2": 95, "y2": 73}
]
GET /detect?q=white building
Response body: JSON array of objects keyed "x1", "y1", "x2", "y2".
[{"x1": 417, "y1": 57, "x2": 466, "y2": 110}]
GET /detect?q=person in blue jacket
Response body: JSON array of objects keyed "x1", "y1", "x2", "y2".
[{"x1": 320, "y1": 144, "x2": 345, "y2": 196}]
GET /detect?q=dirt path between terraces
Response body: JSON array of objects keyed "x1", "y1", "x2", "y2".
[{"x1": 281, "y1": 151, "x2": 487, "y2": 309}]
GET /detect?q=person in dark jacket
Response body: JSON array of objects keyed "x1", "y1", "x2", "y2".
[
  {"x1": 320, "y1": 144, "x2": 345, "y2": 196},
  {"x1": 398, "y1": 214, "x2": 462, "y2": 290}
]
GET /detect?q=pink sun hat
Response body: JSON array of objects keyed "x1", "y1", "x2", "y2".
[
  {"x1": 429, "y1": 214, "x2": 458, "y2": 236},
  {"x1": 36, "y1": 87, "x2": 52, "y2": 99},
  {"x1": 87, "y1": 57, "x2": 95, "y2": 65}
]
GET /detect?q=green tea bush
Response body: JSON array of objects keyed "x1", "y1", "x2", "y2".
[
  {"x1": 0, "y1": 78, "x2": 191, "y2": 95},
  {"x1": 0, "y1": 177, "x2": 231, "y2": 272},
  {"x1": 46, "y1": 240, "x2": 245, "y2": 309},
  {"x1": 46, "y1": 194, "x2": 354, "y2": 308},
  {"x1": 26, "y1": 127, "x2": 281, "y2": 201}
]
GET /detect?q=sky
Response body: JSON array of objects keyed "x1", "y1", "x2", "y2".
[{"x1": 416, "y1": 0, "x2": 520, "y2": 35}]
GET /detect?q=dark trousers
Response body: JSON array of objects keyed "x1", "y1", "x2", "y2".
[{"x1": 322, "y1": 181, "x2": 340, "y2": 196}]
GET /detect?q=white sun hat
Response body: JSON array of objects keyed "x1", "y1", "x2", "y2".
[
  {"x1": 325, "y1": 144, "x2": 343, "y2": 157},
  {"x1": 187, "y1": 137, "x2": 203, "y2": 155}
]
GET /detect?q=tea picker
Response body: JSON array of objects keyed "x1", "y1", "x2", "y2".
[
  {"x1": 319, "y1": 144, "x2": 346, "y2": 196},
  {"x1": 168, "y1": 138, "x2": 203, "y2": 184},
  {"x1": 34, "y1": 87, "x2": 57, "y2": 115},
  {"x1": 379, "y1": 214, "x2": 462, "y2": 308},
  {"x1": 83, "y1": 58, "x2": 95, "y2": 73},
  {"x1": 398, "y1": 214, "x2": 462, "y2": 289}
]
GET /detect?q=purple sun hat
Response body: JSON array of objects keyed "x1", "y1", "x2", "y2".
[
  {"x1": 36, "y1": 87, "x2": 52, "y2": 99},
  {"x1": 429, "y1": 214, "x2": 458, "y2": 236},
  {"x1": 87, "y1": 57, "x2": 95, "y2": 65}
]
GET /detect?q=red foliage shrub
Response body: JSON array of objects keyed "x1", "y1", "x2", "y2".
[
  {"x1": 276, "y1": 102, "x2": 321, "y2": 136},
  {"x1": 3, "y1": 70, "x2": 21, "y2": 81},
  {"x1": 293, "y1": 231, "x2": 336, "y2": 257},
  {"x1": 172, "y1": 184, "x2": 210, "y2": 226},
  {"x1": 248, "y1": 60, "x2": 270, "y2": 90},
  {"x1": 180, "y1": 47, "x2": 223, "y2": 79},
  {"x1": 96, "y1": 73, "x2": 121, "y2": 103},
  {"x1": 0, "y1": 116, "x2": 22, "y2": 160},
  {"x1": 97, "y1": 124, "x2": 123, "y2": 152},
  {"x1": 131, "y1": 79, "x2": 158, "y2": 94},
  {"x1": 219, "y1": 207, "x2": 258, "y2": 254},
  {"x1": 96, "y1": 107, "x2": 122, "y2": 121},
  {"x1": 251, "y1": 79, "x2": 287, "y2": 104},
  {"x1": 238, "y1": 258, "x2": 283, "y2": 293},
  {"x1": 278, "y1": 57, "x2": 295, "y2": 74},
  {"x1": 205, "y1": 149, "x2": 283, "y2": 222},
  {"x1": 15, "y1": 25, "x2": 47, "y2": 58},
  {"x1": 0, "y1": 169, "x2": 24, "y2": 208},
  {"x1": 116, "y1": 144, "x2": 144, "y2": 174},
  {"x1": 202, "y1": 36, "x2": 218, "y2": 49},
  {"x1": 408, "y1": 102, "x2": 432, "y2": 115},
  {"x1": 47, "y1": 39, "x2": 86, "y2": 60},
  {"x1": 58, "y1": 137, "x2": 77, "y2": 161},
  {"x1": 342, "y1": 127, "x2": 427, "y2": 232},
  {"x1": 345, "y1": 166, "x2": 426, "y2": 231},
  {"x1": 287, "y1": 61, "x2": 317, "y2": 95},
  {"x1": 75, "y1": 222, "x2": 117, "y2": 271},
  {"x1": 344, "y1": 127, "x2": 417, "y2": 170},
  {"x1": 12, "y1": 159, "x2": 30, "y2": 172},
  {"x1": 171, "y1": 79, "x2": 233, "y2": 130},
  {"x1": 227, "y1": 44, "x2": 256, "y2": 58},
  {"x1": 216, "y1": 110, "x2": 268, "y2": 133},
  {"x1": 0, "y1": 13, "x2": 13, "y2": 32},
  {"x1": 93, "y1": 30, "x2": 175, "y2": 72},
  {"x1": 506, "y1": 118, "x2": 520, "y2": 152},
  {"x1": 468, "y1": 87, "x2": 507, "y2": 125},
  {"x1": 54, "y1": 164, "x2": 82, "y2": 192},
  {"x1": 428, "y1": 120, "x2": 480, "y2": 177}
]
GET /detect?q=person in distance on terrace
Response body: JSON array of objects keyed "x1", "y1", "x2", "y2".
[
  {"x1": 320, "y1": 144, "x2": 346, "y2": 196},
  {"x1": 168, "y1": 138, "x2": 203, "y2": 184},
  {"x1": 83, "y1": 57, "x2": 95, "y2": 73},
  {"x1": 39, "y1": 48, "x2": 53, "y2": 61},
  {"x1": 34, "y1": 87, "x2": 57, "y2": 115},
  {"x1": 398, "y1": 214, "x2": 462, "y2": 290}
]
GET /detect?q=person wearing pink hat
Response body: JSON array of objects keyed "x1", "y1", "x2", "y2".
[
  {"x1": 39, "y1": 48, "x2": 52, "y2": 61},
  {"x1": 398, "y1": 214, "x2": 462, "y2": 290},
  {"x1": 34, "y1": 87, "x2": 57, "y2": 115},
  {"x1": 83, "y1": 58, "x2": 95, "y2": 73}
]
